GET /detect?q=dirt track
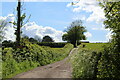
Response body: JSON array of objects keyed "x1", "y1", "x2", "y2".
[{"x1": 14, "y1": 48, "x2": 78, "y2": 78}]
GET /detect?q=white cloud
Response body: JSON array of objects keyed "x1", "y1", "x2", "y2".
[
  {"x1": 0, "y1": 14, "x2": 65, "y2": 42},
  {"x1": 68, "y1": 0, "x2": 106, "y2": 23},
  {"x1": 67, "y1": 3, "x2": 72, "y2": 7},
  {"x1": 92, "y1": 24, "x2": 110, "y2": 31},
  {"x1": 106, "y1": 31, "x2": 112, "y2": 41},
  {"x1": 22, "y1": 22, "x2": 65, "y2": 42},
  {"x1": 0, "y1": 14, "x2": 16, "y2": 41},
  {"x1": 84, "y1": 32, "x2": 92, "y2": 38},
  {"x1": 72, "y1": 15, "x2": 86, "y2": 21}
]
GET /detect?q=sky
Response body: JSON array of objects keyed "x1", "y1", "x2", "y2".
[{"x1": 0, "y1": 0, "x2": 112, "y2": 42}]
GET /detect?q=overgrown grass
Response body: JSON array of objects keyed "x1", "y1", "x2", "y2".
[
  {"x1": 71, "y1": 43, "x2": 108, "y2": 78},
  {"x1": 2, "y1": 39, "x2": 73, "y2": 78}
]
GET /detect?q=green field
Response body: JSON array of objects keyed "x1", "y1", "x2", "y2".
[
  {"x1": 71, "y1": 43, "x2": 108, "y2": 78},
  {"x1": 78, "y1": 43, "x2": 108, "y2": 51}
]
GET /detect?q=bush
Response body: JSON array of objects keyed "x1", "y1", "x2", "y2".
[
  {"x1": 97, "y1": 46, "x2": 120, "y2": 78},
  {"x1": 2, "y1": 40, "x2": 15, "y2": 48},
  {"x1": 72, "y1": 50, "x2": 98, "y2": 78},
  {"x1": 2, "y1": 38, "x2": 73, "y2": 78},
  {"x1": 37, "y1": 42, "x2": 68, "y2": 48},
  {"x1": 71, "y1": 43, "x2": 107, "y2": 79}
]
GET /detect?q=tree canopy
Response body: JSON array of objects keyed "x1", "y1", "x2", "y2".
[
  {"x1": 62, "y1": 20, "x2": 86, "y2": 47},
  {"x1": 42, "y1": 35, "x2": 54, "y2": 42},
  {"x1": 97, "y1": 1, "x2": 120, "y2": 78},
  {"x1": 100, "y1": 1, "x2": 120, "y2": 53}
]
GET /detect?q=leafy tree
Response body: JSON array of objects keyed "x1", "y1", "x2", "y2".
[
  {"x1": 42, "y1": 36, "x2": 54, "y2": 42},
  {"x1": 62, "y1": 34, "x2": 69, "y2": 41},
  {"x1": 10, "y1": 0, "x2": 31, "y2": 47},
  {"x1": 97, "y1": 1, "x2": 120, "y2": 78},
  {"x1": 100, "y1": 1, "x2": 120, "y2": 53},
  {"x1": 29, "y1": 37, "x2": 38, "y2": 43},
  {"x1": 22, "y1": 35, "x2": 41, "y2": 43},
  {"x1": 62, "y1": 20, "x2": 86, "y2": 47}
]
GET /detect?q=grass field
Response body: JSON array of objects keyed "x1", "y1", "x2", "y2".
[
  {"x1": 71, "y1": 43, "x2": 108, "y2": 78},
  {"x1": 78, "y1": 43, "x2": 108, "y2": 52}
]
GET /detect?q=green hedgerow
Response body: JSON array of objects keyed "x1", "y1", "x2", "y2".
[{"x1": 2, "y1": 38, "x2": 73, "y2": 78}]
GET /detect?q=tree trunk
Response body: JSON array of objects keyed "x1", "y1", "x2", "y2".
[
  {"x1": 73, "y1": 40, "x2": 77, "y2": 48},
  {"x1": 16, "y1": 0, "x2": 21, "y2": 47}
]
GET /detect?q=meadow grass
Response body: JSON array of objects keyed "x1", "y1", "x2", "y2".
[{"x1": 79, "y1": 43, "x2": 108, "y2": 52}]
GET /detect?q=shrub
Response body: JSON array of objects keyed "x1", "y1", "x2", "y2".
[
  {"x1": 2, "y1": 38, "x2": 73, "y2": 78},
  {"x1": 37, "y1": 42, "x2": 68, "y2": 48},
  {"x1": 97, "y1": 46, "x2": 120, "y2": 78},
  {"x1": 72, "y1": 50, "x2": 98, "y2": 78},
  {"x1": 2, "y1": 40, "x2": 15, "y2": 48},
  {"x1": 71, "y1": 43, "x2": 107, "y2": 79}
]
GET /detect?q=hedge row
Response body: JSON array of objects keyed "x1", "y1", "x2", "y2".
[
  {"x1": 72, "y1": 50, "x2": 101, "y2": 78},
  {"x1": 37, "y1": 42, "x2": 68, "y2": 48},
  {"x1": 2, "y1": 38, "x2": 73, "y2": 78},
  {"x1": 71, "y1": 43, "x2": 120, "y2": 79},
  {"x1": 2, "y1": 40, "x2": 81, "y2": 48},
  {"x1": 2, "y1": 42, "x2": 67, "y2": 48},
  {"x1": 2, "y1": 41, "x2": 15, "y2": 48},
  {"x1": 2, "y1": 41, "x2": 68, "y2": 48},
  {"x1": 71, "y1": 43, "x2": 104, "y2": 78}
]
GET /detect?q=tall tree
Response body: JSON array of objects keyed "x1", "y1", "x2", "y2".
[
  {"x1": 10, "y1": 0, "x2": 30, "y2": 47},
  {"x1": 62, "y1": 20, "x2": 86, "y2": 47}
]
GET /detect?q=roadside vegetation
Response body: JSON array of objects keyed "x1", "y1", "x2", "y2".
[
  {"x1": 70, "y1": 1, "x2": 120, "y2": 79},
  {"x1": 2, "y1": 38, "x2": 73, "y2": 78},
  {"x1": 71, "y1": 42, "x2": 120, "y2": 79},
  {"x1": 71, "y1": 43, "x2": 109, "y2": 78},
  {"x1": 1, "y1": 0, "x2": 120, "y2": 79}
]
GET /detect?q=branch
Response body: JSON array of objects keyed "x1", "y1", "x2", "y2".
[{"x1": 106, "y1": 2, "x2": 116, "y2": 16}]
